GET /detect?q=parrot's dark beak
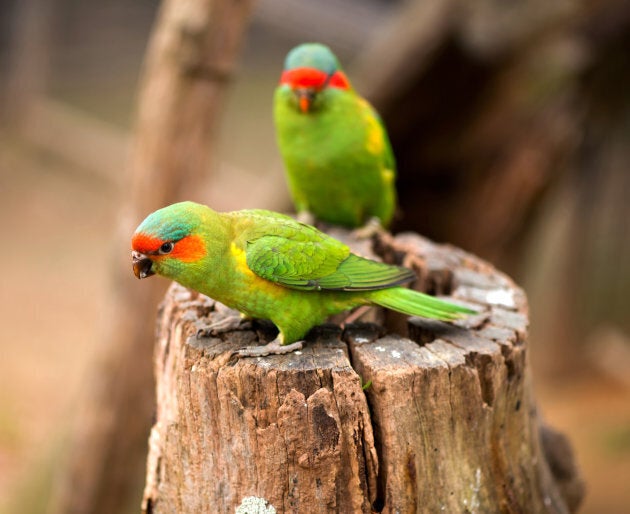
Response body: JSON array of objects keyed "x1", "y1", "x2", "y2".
[
  {"x1": 294, "y1": 88, "x2": 316, "y2": 113},
  {"x1": 132, "y1": 251, "x2": 155, "y2": 279}
]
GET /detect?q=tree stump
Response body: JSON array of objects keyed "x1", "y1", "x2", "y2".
[{"x1": 142, "y1": 231, "x2": 583, "y2": 513}]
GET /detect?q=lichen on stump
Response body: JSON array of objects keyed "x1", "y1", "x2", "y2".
[{"x1": 142, "y1": 231, "x2": 584, "y2": 514}]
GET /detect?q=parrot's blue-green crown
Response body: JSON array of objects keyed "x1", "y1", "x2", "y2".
[
  {"x1": 284, "y1": 43, "x2": 340, "y2": 75},
  {"x1": 135, "y1": 201, "x2": 203, "y2": 242}
]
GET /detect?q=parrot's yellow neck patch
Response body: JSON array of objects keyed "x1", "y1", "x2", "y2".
[
  {"x1": 362, "y1": 106, "x2": 385, "y2": 155},
  {"x1": 230, "y1": 242, "x2": 256, "y2": 278},
  {"x1": 229, "y1": 242, "x2": 287, "y2": 297}
]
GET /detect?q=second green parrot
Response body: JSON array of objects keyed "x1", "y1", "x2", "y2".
[
  {"x1": 132, "y1": 202, "x2": 474, "y2": 357},
  {"x1": 274, "y1": 42, "x2": 397, "y2": 229}
]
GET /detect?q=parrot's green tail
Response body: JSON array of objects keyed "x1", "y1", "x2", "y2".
[{"x1": 370, "y1": 287, "x2": 476, "y2": 321}]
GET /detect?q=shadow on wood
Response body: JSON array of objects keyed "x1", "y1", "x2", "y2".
[{"x1": 142, "y1": 230, "x2": 584, "y2": 513}]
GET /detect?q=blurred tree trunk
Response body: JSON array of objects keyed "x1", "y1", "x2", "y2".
[{"x1": 49, "y1": 1, "x2": 255, "y2": 513}]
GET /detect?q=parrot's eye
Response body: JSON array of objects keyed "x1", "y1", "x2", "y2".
[{"x1": 159, "y1": 242, "x2": 174, "y2": 255}]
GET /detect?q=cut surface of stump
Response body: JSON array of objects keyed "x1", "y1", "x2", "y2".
[{"x1": 142, "y1": 231, "x2": 584, "y2": 514}]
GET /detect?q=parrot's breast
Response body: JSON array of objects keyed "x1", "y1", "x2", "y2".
[{"x1": 274, "y1": 87, "x2": 395, "y2": 227}]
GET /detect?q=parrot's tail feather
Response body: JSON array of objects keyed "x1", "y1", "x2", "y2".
[{"x1": 370, "y1": 287, "x2": 476, "y2": 321}]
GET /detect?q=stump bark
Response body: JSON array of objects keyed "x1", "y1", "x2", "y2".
[{"x1": 142, "y1": 231, "x2": 583, "y2": 513}]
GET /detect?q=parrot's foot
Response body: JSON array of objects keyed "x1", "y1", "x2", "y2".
[
  {"x1": 296, "y1": 211, "x2": 316, "y2": 226},
  {"x1": 342, "y1": 305, "x2": 372, "y2": 326},
  {"x1": 235, "y1": 338, "x2": 304, "y2": 358},
  {"x1": 196, "y1": 315, "x2": 251, "y2": 338},
  {"x1": 352, "y1": 217, "x2": 385, "y2": 240}
]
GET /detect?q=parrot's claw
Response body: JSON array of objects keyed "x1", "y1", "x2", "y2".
[
  {"x1": 352, "y1": 217, "x2": 384, "y2": 240},
  {"x1": 196, "y1": 315, "x2": 251, "y2": 338},
  {"x1": 234, "y1": 339, "x2": 304, "y2": 359}
]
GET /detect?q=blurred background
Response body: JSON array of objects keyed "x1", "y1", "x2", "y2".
[{"x1": 0, "y1": 0, "x2": 628, "y2": 512}]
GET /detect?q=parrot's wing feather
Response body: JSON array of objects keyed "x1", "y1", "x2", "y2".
[
  {"x1": 313, "y1": 253, "x2": 415, "y2": 291},
  {"x1": 244, "y1": 222, "x2": 414, "y2": 291}
]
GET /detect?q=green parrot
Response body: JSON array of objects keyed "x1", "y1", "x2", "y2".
[
  {"x1": 132, "y1": 202, "x2": 474, "y2": 357},
  {"x1": 274, "y1": 42, "x2": 397, "y2": 229}
]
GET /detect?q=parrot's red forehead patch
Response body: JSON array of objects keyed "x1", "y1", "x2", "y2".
[
  {"x1": 132, "y1": 233, "x2": 163, "y2": 254},
  {"x1": 280, "y1": 67, "x2": 350, "y2": 90}
]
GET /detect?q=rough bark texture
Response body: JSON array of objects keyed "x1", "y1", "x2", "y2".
[
  {"x1": 143, "y1": 231, "x2": 584, "y2": 513},
  {"x1": 49, "y1": 1, "x2": 254, "y2": 513}
]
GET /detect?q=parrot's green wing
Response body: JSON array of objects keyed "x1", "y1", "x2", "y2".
[{"x1": 242, "y1": 218, "x2": 413, "y2": 291}]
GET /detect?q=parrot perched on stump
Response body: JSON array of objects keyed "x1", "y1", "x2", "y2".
[
  {"x1": 274, "y1": 42, "x2": 397, "y2": 229},
  {"x1": 132, "y1": 201, "x2": 475, "y2": 357}
]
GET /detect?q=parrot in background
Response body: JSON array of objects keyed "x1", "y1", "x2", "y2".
[
  {"x1": 132, "y1": 201, "x2": 475, "y2": 357},
  {"x1": 274, "y1": 42, "x2": 397, "y2": 229}
]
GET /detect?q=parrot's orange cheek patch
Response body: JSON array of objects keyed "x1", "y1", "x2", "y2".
[{"x1": 171, "y1": 235, "x2": 206, "y2": 262}]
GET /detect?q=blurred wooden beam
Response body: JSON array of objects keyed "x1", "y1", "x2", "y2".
[
  {"x1": 253, "y1": 0, "x2": 392, "y2": 55},
  {"x1": 351, "y1": 0, "x2": 458, "y2": 109},
  {"x1": 3, "y1": 0, "x2": 129, "y2": 185},
  {"x1": 19, "y1": 98, "x2": 129, "y2": 184}
]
